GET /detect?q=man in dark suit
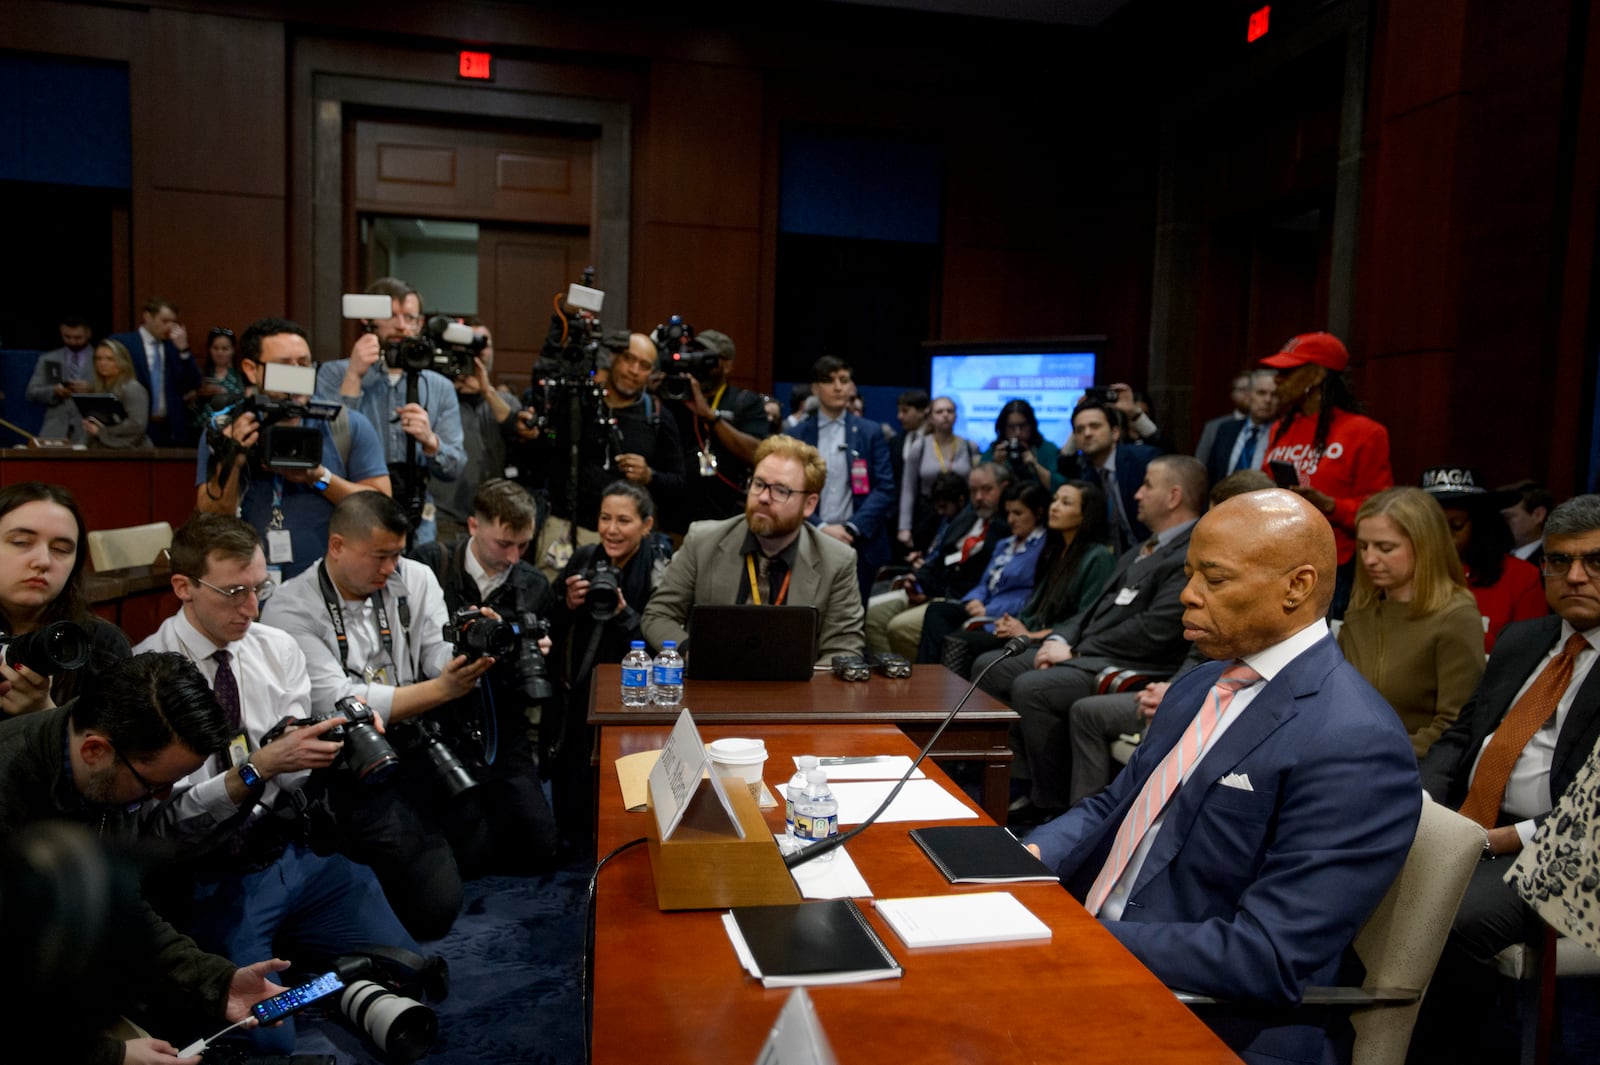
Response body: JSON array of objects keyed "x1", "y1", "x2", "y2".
[
  {"x1": 1058, "y1": 400, "x2": 1163, "y2": 553},
  {"x1": 1408, "y1": 494, "x2": 1600, "y2": 1064},
  {"x1": 110, "y1": 296, "x2": 202, "y2": 446},
  {"x1": 792, "y1": 355, "x2": 896, "y2": 600},
  {"x1": 976, "y1": 454, "x2": 1206, "y2": 813},
  {"x1": 1204, "y1": 369, "x2": 1278, "y2": 486},
  {"x1": 1025, "y1": 488, "x2": 1421, "y2": 1065}
]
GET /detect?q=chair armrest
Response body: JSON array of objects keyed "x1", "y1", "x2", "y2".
[
  {"x1": 961, "y1": 616, "x2": 997, "y2": 631},
  {"x1": 1095, "y1": 667, "x2": 1176, "y2": 695},
  {"x1": 1173, "y1": 986, "x2": 1420, "y2": 1008}
]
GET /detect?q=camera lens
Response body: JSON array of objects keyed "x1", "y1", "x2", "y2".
[
  {"x1": 4, "y1": 620, "x2": 91, "y2": 675},
  {"x1": 340, "y1": 979, "x2": 437, "y2": 1062}
]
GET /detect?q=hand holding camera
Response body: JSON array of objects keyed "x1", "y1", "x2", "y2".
[{"x1": 251, "y1": 713, "x2": 349, "y2": 778}]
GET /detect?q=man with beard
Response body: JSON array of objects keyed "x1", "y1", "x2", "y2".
[{"x1": 642, "y1": 434, "x2": 864, "y2": 660}]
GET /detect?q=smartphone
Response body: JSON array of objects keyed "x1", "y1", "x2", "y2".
[
  {"x1": 1268, "y1": 460, "x2": 1300, "y2": 489},
  {"x1": 251, "y1": 971, "x2": 346, "y2": 1024}
]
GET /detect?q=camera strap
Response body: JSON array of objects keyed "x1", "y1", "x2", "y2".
[{"x1": 317, "y1": 561, "x2": 394, "y2": 674}]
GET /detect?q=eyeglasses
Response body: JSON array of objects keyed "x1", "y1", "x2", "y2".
[
  {"x1": 1541, "y1": 553, "x2": 1600, "y2": 580},
  {"x1": 116, "y1": 748, "x2": 176, "y2": 802},
  {"x1": 747, "y1": 477, "x2": 801, "y2": 504},
  {"x1": 208, "y1": 327, "x2": 235, "y2": 340},
  {"x1": 196, "y1": 577, "x2": 276, "y2": 603}
]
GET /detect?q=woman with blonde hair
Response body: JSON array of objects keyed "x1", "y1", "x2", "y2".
[
  {"x1": 1337, "y1": 486, "x2": 1485, "y2": 758},
  {"x1": 82, "y1": 337, "x2": 153, "y2": 449}
]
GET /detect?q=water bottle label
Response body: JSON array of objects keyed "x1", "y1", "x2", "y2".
[
  {"x1": 622, "y1": 667, "x2": 648, "y2": 687},
  {"x1": 794, "y1": 812, "x2": 837, "y2": 842},
  {"x1": 654, "y1": 665, "x2": 683, "y2": 685}
]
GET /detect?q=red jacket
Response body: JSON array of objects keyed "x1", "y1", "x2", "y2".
[{"x1": 1261, "y1": 409, "x2": 1393, "y2": 565}]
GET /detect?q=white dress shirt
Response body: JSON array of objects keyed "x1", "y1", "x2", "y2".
[
  {"x1": 1100, "y1": 619, "x2": 1330, "y2": 920},
  {"x1": 463, "y1": 540, "x2": 509, "y2": 599},
  {"x1": 134, "y1": 609, "x2": 313, "y2": 841}
]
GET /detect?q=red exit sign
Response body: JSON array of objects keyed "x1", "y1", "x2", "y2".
[
  {"x1": 1247, "y1": 5, "x2": 1271, "y2": 42},
  {"x1": 458, "y1": 50, "x2": 493, "y2": 80}
]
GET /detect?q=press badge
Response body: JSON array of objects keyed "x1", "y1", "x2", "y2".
[
  {"x1": 850, "y1": 457, "x2": 870, "y2": 495},
  {"x1": 225, "y1": 734, "x2": 249, "y2": 768},
  {"x1": 1114, "y1": 586, "x2": 1140, "y2": 606},
  {"x1": 697, "y1": 448, "x2": 718, "y2": 477},
  {"x1": 266, "y1": 529, "x2": 294, "y2": 565}
]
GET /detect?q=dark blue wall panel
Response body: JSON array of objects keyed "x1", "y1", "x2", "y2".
[
  {"x1": 0, "y1": 53, "x2": 130, "y2": 189},
  {"x1": 779, "y1": 129, "x2": 941, "y2": 244}
]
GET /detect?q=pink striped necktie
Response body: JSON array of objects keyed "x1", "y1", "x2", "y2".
[{"x1": 1085, "y1": 661, "x2": 1262, "y2": 916}]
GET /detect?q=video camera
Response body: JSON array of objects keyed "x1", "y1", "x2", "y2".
[
  {"x1": 383, "y1": 316, "x2": 487, "y2": 380},
  {"x1": 653, "y1": 315, "x2": 719, "y2": 402},
  {"x1": 206, "y1": 362, "x2": 339, "y2": 472}
]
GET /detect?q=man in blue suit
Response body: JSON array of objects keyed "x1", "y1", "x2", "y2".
[
  {"x1": 792, "y1": 356, "x2": 895, "y2": 600},
  {"x1": 1057, "y1": 400, "x2": 1162, "y2": 553},
  {"x1": 110, "y1": 296, "x2": 202, "y2": 446},
  {"x1": 1026, "y1": 488, "x2": 1420, "y2": 1065}
]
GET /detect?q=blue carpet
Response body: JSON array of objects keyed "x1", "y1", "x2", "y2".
[{"x1": 290, "y1": 864, "x2": 590, "y2": 1064}]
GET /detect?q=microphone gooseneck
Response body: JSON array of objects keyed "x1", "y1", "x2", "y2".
[{"x1": 783, "y1": 635, "x2": 1030, "y2": 869}]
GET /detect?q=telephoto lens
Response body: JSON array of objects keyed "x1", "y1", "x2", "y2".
[{"x1": 339, "y1": 979, "x2": 437, "y2": 1062}]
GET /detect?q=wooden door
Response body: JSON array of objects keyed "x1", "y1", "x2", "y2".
[{"x1": 477, "y1": 227, "x2": 594, "y2": 389}]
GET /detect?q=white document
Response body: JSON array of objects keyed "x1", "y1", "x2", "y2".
[
  {"x1": 874, "y1": 891, "x2": 1052, "y2": 949},
  {"x1": 775, "y1": 835, "x2": 872, "y2": 899},
  {"x1": 797, "y1": 755, "x2": 925, "y2": 781},
  {"x1": 828, "y1": 779, "x2": 978, "y2": 825}
]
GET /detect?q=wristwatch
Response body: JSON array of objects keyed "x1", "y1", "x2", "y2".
[
  {"x1": 312, "y1": 467, "x2": 331, "y2": 493},
  {"x1": 238, "y1": 760, "x2": 263, "y2": 789}
]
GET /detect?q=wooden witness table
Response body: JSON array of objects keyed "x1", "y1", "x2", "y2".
[
  {"x1": 591, "y1": 723, "x2": 1241, "y2": 1065},
  {"x1": 587, "y1": 663, "x2": 1019, "y2": 822}
]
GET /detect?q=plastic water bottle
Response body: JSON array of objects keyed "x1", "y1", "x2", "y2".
[
  {"x1": 652, "y1": 640, "x2": 684, "y2": 708},
  {"x1": 785, "y1": 755, "x2": 820, "y2": 841},
  {"x1": 621, "y1": 641, "x2": 652, "y2": 707},
  {"x1": 793, "y1": 768, "x2": 838, "y2": 861}
]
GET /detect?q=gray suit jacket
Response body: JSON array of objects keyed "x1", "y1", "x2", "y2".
[
  {"x1": 1052, "y1": 521, "x2": 1195, "y2": 676},
  {"x1": 640, "y1": 514, "x2": 865, "y2": 661},
  {"x1": 26, "y1": 347, "x2": 89, "y2": 441}
]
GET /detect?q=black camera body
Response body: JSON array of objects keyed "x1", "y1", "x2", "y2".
[
  {"x1": 383, "y1": 316, "x2": 488, "y2": 380},
  {"x1": 207, "y1": 392, "x2": 338, "y2": 471},
  {"x1": 582, "y1": 559, "x2": 622, "y2": 621},
  {"x1": 653, "y1": 315, "x2": 714, "y2": 402},
  {"x1": 443, "y1": 607, "x2": 552, "y2": 702},
  {"x1": 1001, "y1": 435, "x2": 1031, "y2": 475},
  {"x1": 313, "y1": 695, "x2": 400, "y2": 785}
]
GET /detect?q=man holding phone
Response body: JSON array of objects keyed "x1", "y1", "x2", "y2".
[{"x1": 195, "y1": 317, "x2": 391, "y2": 581}]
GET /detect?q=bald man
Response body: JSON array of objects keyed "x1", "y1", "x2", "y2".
[{"x1": 1025, "y1": 489, "x2": 1420, "y2": 1065}]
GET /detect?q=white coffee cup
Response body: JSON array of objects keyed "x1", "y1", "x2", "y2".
[{"x1": 707, "y1": 737, "x2": 767, "y2": 803}]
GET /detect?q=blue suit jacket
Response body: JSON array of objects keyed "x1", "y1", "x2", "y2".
[
  {"x1": 793, "y1": 411, "x2": 897, "y2": 573},
  {"x1": 109, "y1": 330, "x2": 201, "y2": 445},
  {"x1": 1058, "y1": 442, "x2": 1161, "y2": 548},
  {"x1": 1027, "y1": 634, "x2": 1420, "y2": 1065},
  {"x1": 1206, "y1": 418, "x2": 1272, "y2": 486}
]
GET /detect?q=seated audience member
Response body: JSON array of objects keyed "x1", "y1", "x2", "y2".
[
  {"x1": 0, "y1": 652, "x2": 290, "y2": 1063},
  {"x1": 549, "y1": 480, "x2": 673, "y2": 850},
  {"x1": 1023, "y1": 489, "x2": 1420, "y2": 1065},
  {"x1": 82, "y1": 338, "x2": 153, "y2": 450},
  {"x1": 405, "y1": 478, "x2": 561, "y2": 876},
  {"x1": 978, "y1": 455, "x2": 1206, "y2": 817},
  {"x1": 0, "y1": 482, "x2": 131, "y2": 713},
  {"x1": 791, "y1": 356, "x2": 896, "y2": 600},
  {"x1": 1057, "y1": 400, "x2": 1162, "y2": 554},
  {"x1": 867, "y1": 462, "x2": 1011, "y2": 659},
  {"x1": 1499, "y1": 479, "x2": 1552, "y2": 566},
  {"x1": 1258, "y1": 331, "x2": 1393, "y2": 619},
  {"x1": 1419, "y1": 466, "x2": 1546, "y2": 652},
  {"x1": 642, "y1": 434, "x2": 865, "y2": 660},
  {"x1": 899, "y1": 469, "x2": 970, "y2": 570},
  {"x1": 984, "y1": 398, "x2": 1063, "y2": 492},
  {"x1": 196, "y1": 326, "x2": 246, "y2": 407},
  {"x1": 1338, "y1": 487, "x2": 1486, "y2": 758},
  {"x1": 1202, "y1": 369, "x2": 1278, "y2": 486},
  {"x1": 916, "y1": 481, "x2": 1050, "y2": 664},
  {"x1": 197, "y1": 317, "x2": 391, "y2": 581},
  {"x1": 26, "y1": 313, "x2": 96, "y2": 443},
  {"x1": 897, "y1": 396, "x2": 981, "y2": 549},
  {"x1": 1192, "y1": 371, "x2": 1252, "y2": 472},
  {"x1": 109, "y1": 296, "x2": 203, "y2": 446},
  {"x1": 932, "y1": 480, "x2": 1114, "y2": 675},
  {"x1": 261, "y1": 491, "x2": 495, "y2": 940},
  {"x1": 136, "y1": 514, "x2": 422, "y2": 1053},
  {"x1": 1409, "y1": 494, "x2": 1600, "y2": 1065},
  {"x1": 1055, "y1": 470, "x2": 1275, "y2": 811}
]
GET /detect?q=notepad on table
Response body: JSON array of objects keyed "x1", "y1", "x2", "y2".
[
  {"x1": 874, "y1": 891, "x2": 1052, "y2": 949},
  {"x1": 909, "y1": 825, "x2": 1060, "y2": 883},
  {"x1": 723, "y1": 898, "x2": 902, "y2": 988}
]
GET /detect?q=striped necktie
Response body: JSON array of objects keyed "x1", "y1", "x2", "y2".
[{"x1": 1085, "y1": 661, "x2": 1262, "y2": 916}]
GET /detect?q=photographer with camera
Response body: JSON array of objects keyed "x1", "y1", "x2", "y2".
[
  {"x1": 434, "y1": 318, "x2": 521, "y2": 543},
  {"x1": 262, "y1": 491, "x2": 495, "y2": 939},
  {"x1": 547, "y1": 479, "x2": 673, "y2": 850},
  {"x1": 410, "y1": 478, "x2": 561, "y2": 874},
  {"x1": 196, "y1": 317, "x2": 391, "y2": 581},
  {"x1": 0, "y1": 652, "x2": 293, "y2": 1064},
  {"x1": 982, "y1": 399, "x2": 1064, "y2": 493},
  {"x1": 656, "y1": 327, "x2": 771, "y2": 533},
  {"x1": 135, "y1": 513, "x2": 424, "y2": 1053},
  {"x1": 0, "y1": 482, "x2": 131, "y2": 716},
  {"x1": 315, "y1": 277, "x2": 466, "y2": 546}
]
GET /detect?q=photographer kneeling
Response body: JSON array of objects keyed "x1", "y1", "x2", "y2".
[
  {"x1": 548, "y1": 480, "x2": 672, "y2": 852},
  {"x1": 262, "y1": 491, "x2": 493, "y2": 940},
  {"x1": 410, "y1": 478, "x2": 560, "y2": 874}
]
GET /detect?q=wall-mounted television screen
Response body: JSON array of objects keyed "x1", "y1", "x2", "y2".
[{"x1": 924, "y1": 337, "x2": 1105, "y2": 451}]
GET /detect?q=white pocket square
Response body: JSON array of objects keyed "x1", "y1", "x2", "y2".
[{"x1": 1219, "y1": 772, "x2": 1254, "y2": 791}]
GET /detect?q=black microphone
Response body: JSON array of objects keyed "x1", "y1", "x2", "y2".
[{"x1": 784, "y1": 634, "x2": 1031, "y2": 869}]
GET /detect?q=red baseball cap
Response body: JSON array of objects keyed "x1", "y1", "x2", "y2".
[{"x1": 1259, "y1": 332, "x2": 1349, "y2": 372}]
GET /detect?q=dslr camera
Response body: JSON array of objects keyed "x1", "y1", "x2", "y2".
[
  {"x1": 443, "y1": 606, "x2": 552, "y2": 703},
  {"x1": 384, "y1": 316, "x2": 488, "y2": 380},
  {"x1": 653, "y1": 315, "x2": 718, "y2": 402},
  {"x1": 311, "y1": 695, "x2": 400, "y2": 785},
  {"x1": 206, "y1": 362, "x2": 339, "y2": 471},
  {"x1": 580, "y1": 559, "x2": 622, "y2": 622},
  {"x1": 1001, "y1": 436, "x2": 1032, "y2": 476},
  {"x1": 0, "y1": 620, "x2": 90, "y2": 675}
]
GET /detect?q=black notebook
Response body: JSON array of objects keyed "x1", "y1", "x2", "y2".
[
  {"x1": 909, "y1": 825, "x2": 1061, "y2": 884},
  {"x1": 725, "y1": 899, "x2": 902, "y2": 988}
]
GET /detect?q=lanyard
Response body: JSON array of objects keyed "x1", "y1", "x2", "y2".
[
  {"x1": 317, "y1": 561, "x2": 394, "y2": 673},
  {"x1": 745, "y1": 553, "x2": 792, "y2": 606},
  {"x1": 931, "y1": 434, "x2": 951, "y2": 472},
  {"x1": 708, "y1": 383, "x2": 728, "y2": 412}
]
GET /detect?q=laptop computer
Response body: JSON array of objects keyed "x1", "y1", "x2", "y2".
[{"x1": 685, "y1": 604, "x2": 819, "y2": 682}]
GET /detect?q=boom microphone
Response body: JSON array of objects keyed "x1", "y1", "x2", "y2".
[{"x1": 783, "y1": 635, "x2": 1031, "y2": 869}]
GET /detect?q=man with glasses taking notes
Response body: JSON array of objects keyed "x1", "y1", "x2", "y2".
[{"x1": 642, "y1": 434, "x2": 865, "y2": 660}]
